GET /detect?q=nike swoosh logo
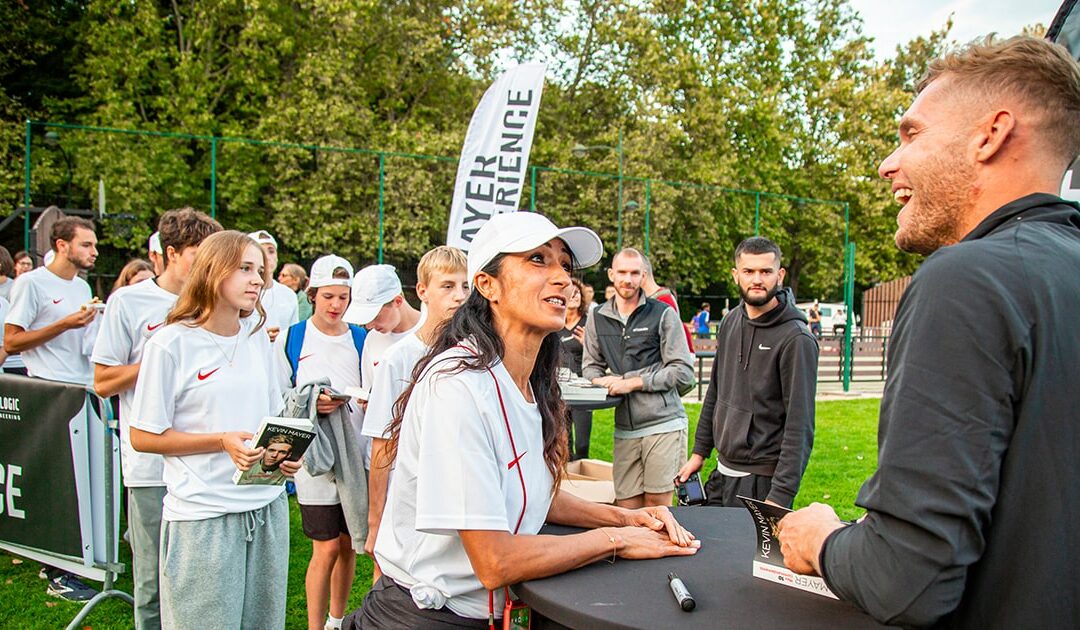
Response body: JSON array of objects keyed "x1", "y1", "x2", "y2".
[
  {"x1": 197, "y1": 367, "x2": 220, "y2": 381},
  {"x1": 507, "y1": 451, "x2": 528, "y2": 470},
  {"x1": 147, "y1": 322, "x2": 164, "y2": 332},
  {"x1": 52, "y1": 299, "x2": 63, "y2": 304},
  {"x1": 299, "y1": 354, "x2": 313, "y2": 362},
  {"x1": 757, "y1": 344, "x2": 772, "y2": 350}
]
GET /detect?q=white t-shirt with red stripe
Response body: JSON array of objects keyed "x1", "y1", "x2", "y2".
[
  {"x1": 129, "y1": 318, "x2": 285, "y2": 521},
  {"x1": 91, "y1": 278, "x2": 177, "y2": 487}
]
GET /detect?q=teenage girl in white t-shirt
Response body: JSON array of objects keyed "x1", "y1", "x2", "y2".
[
  {"x1": 346, "y1": 213, "x2": 701, "y2": 629},
  {"x1": 128, "y1": 231, "x2": 297, "y2": 629}
]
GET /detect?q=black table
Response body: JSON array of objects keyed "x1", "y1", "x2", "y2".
[
  {"x1": 515, "y1": 507, "x2": 892, "y2": 630},
  {"x1": 565, "y1": 395, "x2": 621, "y2": 411}
]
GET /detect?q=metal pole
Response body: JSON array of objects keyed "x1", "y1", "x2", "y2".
[
  {"x1": 529, "y1": 166, "x2": 537, "y2": 212},
  {"x1": 616, "y1": 129, "x2": 624, "y2": 249},
  {"x1": 843, "y1": 202, "x2": 850, "y2": 252},
  {"x1": 209, "y1": 136, "x2": 218, "y2": 219},
  {"x1": 377, "y1": 153, "x2": 385, "y2": 264},
  {"x1": 644, "y1": 179, "x2": 652, "y2": 255},
  {"x1": 754, "y1": 192, "x2": 761, "y2": 235},
  {"x1": 842, "y1": 242, "x2": 856, "y2": 392},
  {"x1": 23, "y1": 120, "x2": 32, "y2": 251}
]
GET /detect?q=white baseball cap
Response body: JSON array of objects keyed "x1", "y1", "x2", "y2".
[
  {"x1": 343, "y1": 264, "x2": 402, "y2": 325},
  {"x1": 44, "y1": 250, "x2": 55, "y2": 266},
  {"x1": 466, "y1": 212, "x2": 603, "y2": 281},
  {"x1": 248, "y1": 230, "x2": 278, "y2": 247},
  {"x1": 309, "y1": 255, "x2": 354, "y2": 289},
  {"x1": 148, "y1": 232, "x2": 162, "y2": 254}
]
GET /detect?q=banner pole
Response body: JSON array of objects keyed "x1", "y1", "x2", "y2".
[
  {"x1": 377, "y1": 153, "x2": 385, "y2": 263},
  {"x1": 24, "y1": 120, "x2": 32, "y2": 251}
]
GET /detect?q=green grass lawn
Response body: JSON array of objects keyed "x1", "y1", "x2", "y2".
[{"x1": 0, "y1": 398, "x2": 880, "y2": 628}]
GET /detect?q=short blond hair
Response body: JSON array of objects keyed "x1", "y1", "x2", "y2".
[
  {"x1": 918, "y1": 36, "x2": 1080, "y2": 168},
  {"x1": 417, "y1": 246, "x2": 467, "y2": 285}
]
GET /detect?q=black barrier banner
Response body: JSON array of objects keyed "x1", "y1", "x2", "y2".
[{"x1": 0, "y1": 375, "x2": 87, "y2": 558}]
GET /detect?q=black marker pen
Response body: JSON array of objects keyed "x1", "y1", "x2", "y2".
[{"x1": 668, "y1": 572, "x2": 696, "y2": 611}]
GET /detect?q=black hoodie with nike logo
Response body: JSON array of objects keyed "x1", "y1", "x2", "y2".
[{"x1": 692, "y1": 287, "x2": 819, "y2": 506}]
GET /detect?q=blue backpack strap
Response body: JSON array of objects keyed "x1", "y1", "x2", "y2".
[
  {"x1": 284, "y1": 321, "x2": 308, "y2": 387},
  {"x1": 348, "y1": 324, "x2": 368, "y2": 383}
]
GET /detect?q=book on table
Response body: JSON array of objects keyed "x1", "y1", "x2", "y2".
[
  {"x1": 738, "y1": 496, "x2": 838, "y2": 599},
  {"x1": 233, "y1": 416, "x2": 315, "y2": 486}
]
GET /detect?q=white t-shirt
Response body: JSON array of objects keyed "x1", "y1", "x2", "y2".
[
  {"x1": 91, "y1": 279, "x2": 178, "y2": 487},
  {"x1": 361, "y1": 333, "x2": 427, "y2": 441},
  {"x1": 375, "y1": 346, "x2": 554, "y2": 619},
  {"x1": 129, "y1": 319, "x2": 285, "y2": 522},
  {"x1": 261, "y1": 280, "x2": 299, "y2": 332},
  {"x1": 358, "y1": 312, "x2": 425, "y2": 467},
  {"x1": 4, "y1": 266, "x2": 97, "y2": 385},
  {"x1": 274, "y1": 320, "x2": 363, "y2": 505}
]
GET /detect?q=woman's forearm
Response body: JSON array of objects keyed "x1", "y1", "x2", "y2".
[
  {"x1": 460, "y1": 528, "x2": 618, "y2": 591},
  {"x1": 546, "y1": 488, "x2": 628, "y2": 528}
]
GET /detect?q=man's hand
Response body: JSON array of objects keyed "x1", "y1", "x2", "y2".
[
  {"x1": 605, "y1": 376, "x2": 644, "y2": 396},
  {"x1": 279, "y1": 457, "x2": 302, "y2": 477},
  {"x1": 776, "y1": 502, "x2": 845, "y2": 576},
  {"x1": 621, "y1": 505, "x2": 695, "y2": 547},
  {"x1": 315, "y1": 393, "x2": 346, "y2": 415},
  {"x1": 676, "y1": 454, "x2": 704, "y2": 483},
  {"x1": 591, "y1": 375, "x2": 621, "y2": 388},
  {"x1": 61, "y1": 307, "x2": 98, "y2": 330}
]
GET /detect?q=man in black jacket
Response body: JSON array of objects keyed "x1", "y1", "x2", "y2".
[
  {"x1": 677, "y1": 237, "x2": 818, "y2": 508},
  {"x1": 777, "y1": 36, "x2": 1080, "y2": 628}
]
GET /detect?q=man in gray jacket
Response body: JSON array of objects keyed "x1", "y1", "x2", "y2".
[{"x1": 583, "y1": 248, "x2": 695, "y2": 508}]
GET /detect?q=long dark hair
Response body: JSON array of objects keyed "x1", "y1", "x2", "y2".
[{"x1": 383, "y1": 254, "x2": 568, "y2": 490}]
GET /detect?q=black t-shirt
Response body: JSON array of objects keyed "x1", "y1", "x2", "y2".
[{"x1": 558, "y1": 311, "x2": 588, "y2": 375}]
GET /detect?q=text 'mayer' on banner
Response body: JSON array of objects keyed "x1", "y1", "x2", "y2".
[{"x1": 446, "y1": 63, "x2": 546, "y2": 251}]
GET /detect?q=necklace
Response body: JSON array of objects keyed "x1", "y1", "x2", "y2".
[{"x1": 205, "y1": 327, "x2": 241, "y2": 366}]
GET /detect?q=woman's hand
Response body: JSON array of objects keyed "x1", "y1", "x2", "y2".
[
  {"x1": 315, "y1": 393, "x2": 346, "y2": 415},
  {"x1": 279, "y1": 456, "x2": 303, "y2": 478},
  {"x1": 621, "y1": 505, "x2": 695, "y2": 547},
  {"x1": 220, "y1": 432, "x2": 261, "y2": 470},
  {"x1": 610, "y1": 525, "x2": 701, "y2": 560}
]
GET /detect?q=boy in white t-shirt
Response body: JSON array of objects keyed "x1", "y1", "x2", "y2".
[
  {"x1": 362, "y1": 247, "x2": 468, "y2": 579},
  {"x1": 274, "y1": 255, "x2": 366, "y2": 630},
  {"x1": 92, "y1": 208, "x2": 221, "y2": 628},
  {"x1": 3, "y1": 215, "x2": 101, "y2": 602},
  {"x1": 248, "y1": 230, "x2": 299, "y2": 342}
]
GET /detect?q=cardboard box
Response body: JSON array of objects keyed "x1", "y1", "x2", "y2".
[{"x1": 560, "y1": 458, "x2": 615, "y2": 504}]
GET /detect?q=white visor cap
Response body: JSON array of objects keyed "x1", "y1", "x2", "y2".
[{"x1": 466, "y1": 212, "x2": 603, "y2": 281}]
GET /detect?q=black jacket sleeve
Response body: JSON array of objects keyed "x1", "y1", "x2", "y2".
[
  {"x1": 766, "y1": 331, "x2": 818, "y2": 506},
  {"x1": 820, "y1": 249, "x2": 1024, "y2": 627}
]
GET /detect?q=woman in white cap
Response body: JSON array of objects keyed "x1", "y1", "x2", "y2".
[
  {"x1": 128, "y1": 231, "x2": 297, "y2": 629},
  {"x1": 277, "y1": 255, "x2": 368, "y2": 630},
  {"x1": 346, "y1": 212, "x2": 700, "y2": 629}
]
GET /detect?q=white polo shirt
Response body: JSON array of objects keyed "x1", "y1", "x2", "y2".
[
  {"x1": 375, "y1": 346, "x2": 554, "y2": 619},
  {"x1": 261, "y1": 280, "x2": 299, "y2": 332},
  {"x1": 358, "y1": 313, "x2": 425, "y2": 467},
  {"x1": 91, "y1": 278, "x2": 178, "y2": 487},
  {"x1": 4, "y1": 266, "x2": 97, "y2": 385},
  {"x1": 129, "y1": 318, "x2": 284, "y2": 521},
  {"x1": 274, "y1": 320, "x2": 363, "y2": 506},
  {"x1": 361, "y1": 332, "x2": 427, "y2": 441}
]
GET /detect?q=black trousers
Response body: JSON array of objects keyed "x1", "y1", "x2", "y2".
[
  {"x1": 703, "y1": 469, "x2": 775, "y2": 507},
  {"x1": 568, "y1": 409, "x2": 592, "y2": 461}
]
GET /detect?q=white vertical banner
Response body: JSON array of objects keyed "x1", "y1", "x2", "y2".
[{"x1": 446, "y1": 63, "x2": 546, "y2": 250}]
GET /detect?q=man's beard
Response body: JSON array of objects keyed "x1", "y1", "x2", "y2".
[
  {"x1": 739, "y1": 282, "x2": 781, "y2": 307},
  {"x1": 894, "y1": 138, "x2": 976, "y2": 256}
]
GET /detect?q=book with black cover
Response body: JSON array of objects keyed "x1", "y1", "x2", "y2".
[
  {"x1": 233, "y1": 416, "x2": 315, "y2": 486},
  {"x1": 738, "y1": 495, "x2": 838, "y2": 599}
]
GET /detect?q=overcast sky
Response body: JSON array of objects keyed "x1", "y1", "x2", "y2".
[{"x1": 847, "y1": 0, "x2": 1064, "y2": 61}]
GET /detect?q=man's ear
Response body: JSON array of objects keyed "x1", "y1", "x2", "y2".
[
  {"x1": 778, "y1": 267, "x2": 787, "y2": 285},
  {"x1": 415, "y1": 281, "x2": 428, "y2": 302},
  {"x1": 974, "y1": 109, "x2": 1015, "y2": 164}
]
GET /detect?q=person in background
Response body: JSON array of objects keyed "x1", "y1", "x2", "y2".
[
  {"x1": 346, "y1": 212, "x2": 698, "y2": 628},
  {"x1": 582, "y1": 284, "x2": 599, "y2": 313},
  {"x1": 13, "y1": 250, "x2": 33, "y2": 278},
  {"x1": 641, "y1": 254, "x2": 694, "y2": 350},
  {"x1": 248, "y1": 230, "x2": 299, "y2": 342},
  {"x1": 111, "y1": 259, "x2": 155, "y2": 296},
  {"x1": 0, "y1": 246, "x2": 15, "y2": 300},
  {"x1": 604, "y1": 284, "x2": 616, "y2": 301},
  {"x1": 559, "y1": 277, "x2": 593, "y2": 460},
  {"x1": 807, "y1": 300, "x2": 822, "y2": 339},
  {"x1": 691, "y1": 302, "x2": 711, "y2": 339},
  {"x1": 279, "y1": 262, "x2": 312, "y2": 321},
  {"x1": 129, "y1": 231, "x2": 296, "y2": 629},
  {"x1": 148, "y1": 232, "x2": 164, "y2": 276}
]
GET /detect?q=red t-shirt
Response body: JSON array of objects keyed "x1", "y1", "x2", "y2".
[{"x1": 650, "y1": 288, "x2": 694, "y2": 352}]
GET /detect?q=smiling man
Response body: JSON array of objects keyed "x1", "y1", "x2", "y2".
[
  {"x1": 776, "y1": 37, "x2": 1080, "y2": 628},
  {"x1": 582, "y1": 248, "x2": 695, "y2": 508},
  {"x1": 677, "y1": 237, "x2": 818, "y2": 508}
]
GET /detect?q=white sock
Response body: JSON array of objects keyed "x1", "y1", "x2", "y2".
[{"x1": 326, "y1": 614, "x2": 343, "y2": 629}]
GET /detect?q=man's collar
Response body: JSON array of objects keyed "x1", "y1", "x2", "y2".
[{"x1": 962, "y1": 193, "x2": 1078, "y2": 242}]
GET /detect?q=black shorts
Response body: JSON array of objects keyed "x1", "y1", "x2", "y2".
[{"x1": 299, "y1": 503, "x2": 350, "y2": 541}]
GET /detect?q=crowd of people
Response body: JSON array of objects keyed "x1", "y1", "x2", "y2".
[{"x1": 1, "y1": 35, "x2": 1078, "y2": 630}]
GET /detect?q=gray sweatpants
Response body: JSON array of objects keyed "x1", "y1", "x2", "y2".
[
  {"x1": 159, "y1": 493, "x2": 288, "y2": 630},
  {"x1": 129, "y1": 486, "x2": 167, "y2": 630}
]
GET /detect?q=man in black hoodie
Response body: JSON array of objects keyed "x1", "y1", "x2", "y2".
[
  {"x1": 776, "y1": 37, "x2": 1080, "y2": 628},
  {"x1": 677, "y1": 237, "x2": 818, "y2": 508}
]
